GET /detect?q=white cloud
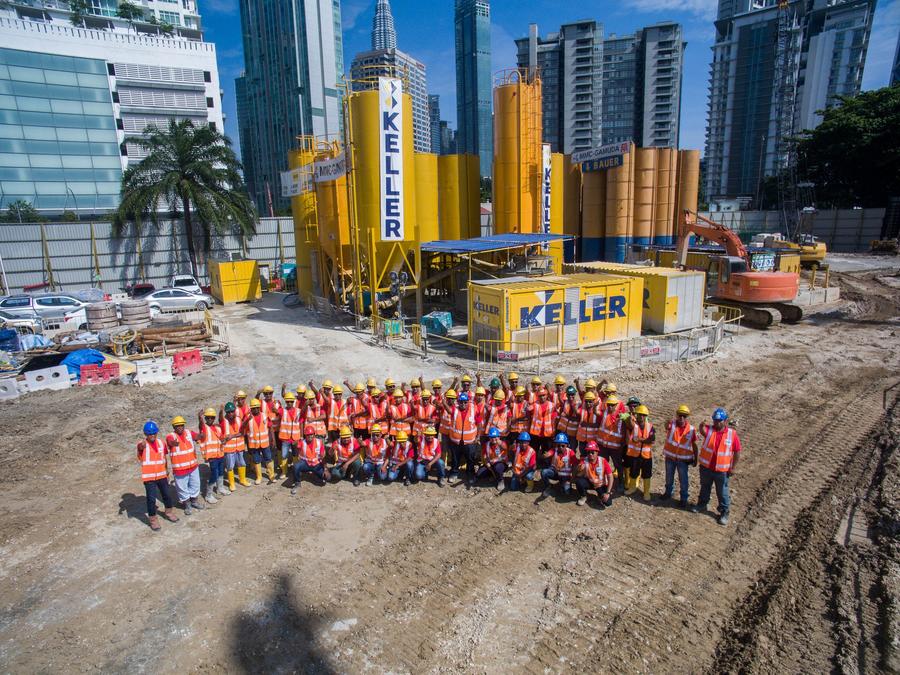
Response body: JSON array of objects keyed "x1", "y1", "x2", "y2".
[
  {"x1": 862, "y1": 0, "x2": 900, "y2": 90},
  {"x1": 342, "y1": 0, "x2": 372, "y2": 32},
  {"x1": 620, "y1": 0, "x2": 717, "y2": 20}
]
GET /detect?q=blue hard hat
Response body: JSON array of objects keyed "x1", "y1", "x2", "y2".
[
  {"x1": 488, "y1": 426, "x2": 501, "y2": 439},
  {"x1": 712, "y1": 407, "x2": 728, "y2": 422},
  {"x1": 143, "y1": 420, "x2": 159, "y2": 435},
  {"x1": 458, "y1": 393, "x2": 469, "y2": 402},
  {"x1": 517, "y1": 431, "x2": 531, "y2": 442},
  {"x1": 554, "y1": 432, "x2": 569, "y2": 445}
]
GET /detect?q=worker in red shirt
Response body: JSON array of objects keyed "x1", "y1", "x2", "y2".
[
  {"x1": 291, "y1": 425, "x2": 330, "y2": 495},
  {"x1": 330, "y1": 426, "x2": 363, "y2": 486},
  {"x1": 510, "y1": 432, "x2": 536, "y2": 492},
  {"x1": 690, "y1": 407, "x2": 742, "y2": 526},
  {"x1": 165, "y1": 415, "x2": 205, "y2": 514},
  {"x1": 575, "y1": 442, "x2": 614, "y2": 508},
  {"x1": 624, "y1": 404, "x2": 655, "y2": 500},
  {"x1": 473, "y1": 426, "x2": 508, "y2": 491},
  {"x1": 386, "y1": 430, "x2": 415, "y2": 485},
  {"x1": 540, "y1": 432, "x2": 578, "y2": 497},
  {"x1": 136, "y1": 420, "x2": 179, "y2": 530}
]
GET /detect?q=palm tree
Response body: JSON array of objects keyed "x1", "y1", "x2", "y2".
[{"x1": 114, "y1": 119, "x2": 257, "y2": 279}]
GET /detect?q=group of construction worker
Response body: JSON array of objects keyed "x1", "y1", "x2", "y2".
[{"x1": 136, "y1": 373, "x2": 741, "y2": 531}]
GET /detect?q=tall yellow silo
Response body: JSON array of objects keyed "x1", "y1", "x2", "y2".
[
  {"x1": 562, "y1": 155, "x2": 581, "y2": 262},
  {"x1": 665, "y1": 149, "x2": 679, "y2": 246},
  {"x1": 437, "y1": 153, "x2": 480, "y2": 240},
  {"x1": 315, "y1": 142, "x2": 352, "y2": 300},
  {"x1": 492, "y1": 69, "x2": 543, "y2": 234},
  {"x1": 603, "y1": 143, "x2": 634, "y2": 262},
  {"x1": 653, "y1": 148, "x2": 673, "y2": 247},
  {"x1": 581, "y1": 170, "x2": 606, "y2": 261},
  {"x1": 549, "y1": 152, "x2": 564, "y2": 273},
  {"x1": 288, "y1": 137, "x2": 321, "y2": 298},
  {"x1": 415, "y1": 153, "x2": 439, "y2": 243},
  {"x1": 673, "y1": 150, "x2": 700, "y2": 246},
  {"x1": 633, "y1": 148, "x2": 657, "y2": 248}
]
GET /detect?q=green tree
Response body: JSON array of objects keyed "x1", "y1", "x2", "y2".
[
  {"x1": 4, "y1": 200, "x2": 39, "y2": 223},
  {"x1": 480, "y1": 176, "x2": 492, "y2": 203},
  {"x1": 60, "y1": 210, "x2": 79, "y2": 222},
  {"x1": 115, "y1": 0, "x2": 144, "y2": 29},
  {"x1": 68, "y1": 0, "x2": 88, "y2": 27},
  {"x1": 114, "y1": 120, "x2": 257, "y2": 279},
  {"x1": 159, "y1": 21, "x2": 174, "y2": 36},
  {"x1": 796, "y1": 85, "x2": 900, "y2": 208}
]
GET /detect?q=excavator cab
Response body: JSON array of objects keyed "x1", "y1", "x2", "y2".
[{"x1": 707, "y1": 256, "x2": 748, "y2": 296}]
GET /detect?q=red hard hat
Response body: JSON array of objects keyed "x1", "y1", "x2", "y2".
[
  {"x1": 585, "y1": 441, "x2": 599, "y2": 452},
  {"x1": 304, "y1": 424, "x2": 316, "y2": 435}
]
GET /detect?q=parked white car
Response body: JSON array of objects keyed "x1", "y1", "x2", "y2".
[
  {"x1": 145, "y1": 287, "x2": 214, "y2": 315},
  {"x1": 170, "y1": 274, "x2": 203, "y2": 295},
  {"x1": 0, "y1": 309, "x2": 42, "y2": 333}
]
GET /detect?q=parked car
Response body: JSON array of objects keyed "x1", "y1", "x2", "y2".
[
  {"x1": 125, "y1": 282, "x2": 156, "y2": 299},
  {"x1": 0, "y1": 308, "x2": 42, "y2": 333},
  {"x1": 41, "y1": 306, "x2": 88, "y2": 332},
  {"x1": 170, "y1": 274, "x2": 203, "y2": 295},
  {"x1": 145, "y1": 287, "x2": 214, "y2": 314},
  {"x1": 0, "y1": 293, "x2": 89, "y2": 320}
]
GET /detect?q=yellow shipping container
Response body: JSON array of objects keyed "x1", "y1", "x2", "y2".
[
  {"x1": 566, "y1": 262, "x2": 705, "y2": 334},
  {"x1": 468, "y1": 273, "x2": 643, "y2": 354},
  {"x1": 653, "y1": 248, "x2": 801, "y2": 275},
  {"x1": 209, "y1": 259, "x2": 261, "y2": 304}
]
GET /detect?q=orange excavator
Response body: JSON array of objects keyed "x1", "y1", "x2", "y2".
[{"x1": 678, "y1": 211, "x2": 801, "y2": 328}]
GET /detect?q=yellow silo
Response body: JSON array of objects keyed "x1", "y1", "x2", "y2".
[
  {"x1": 562, "y1": 155, "x2": 581, "y2": 262},
  {"x1": 603, "y1": 143, "x2": 634, "y2": 262},
  {"x1": 437, "y1": 154, "x2": 480, "y2": 240},
  {"x1": 549, "y1": 152, "x2": 564, "y2": 273},
  {"x1": 315, "y1": 142, "x2": 352, "y2": 297},
  {"x1": 581, "y1": 170, "x2": 606, "y2": 261},
  {"x1": 492, "y1": 69, "x2": 543, "y2": 234},
  {"x1": 633, "y1": 148, "x2": 657, "y2": 248},
  {"x1": 665, "y1": 149, "x2": 679, "y2": 246},
  {"x1": 673, "y1": 150, "x2": 700, "y2": 246},
  {"x1": 288, "y1": 137, "x2": 321, "y2": 298},
  {"x1": 653, "y1": 148, "x2": 673, "y2": 247},
  {"x1": 415, "y1": 153, "x2": 439, "y2": 242}
]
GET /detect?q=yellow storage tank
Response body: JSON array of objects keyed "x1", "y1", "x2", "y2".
[
  {"x1": 562, "y1": 154, "x2": 581, "y2": 263},
  {"x1": 633, "y1": 148, "x2": 657, "y2": 248},
  {"x1": 209, "y1": 259, "x2": 261, "y2": 304},
  {"x1": 653, "y1": 148, "x2": 673, "y2": 247},
  {"x1": 604, "y1": 144, "x2": 634, "y2": 262},
  {"x1": 288, "y1": 138, "x2": 320, "y2": 297},
  {"x1": 315, "y1": 143, "x2": 352, "y2": 281},
  {"x1": 566, "y1": 262, "x2": 706, "y2": 334},
  {"x1": 549, "y1": 152, "x2": 564, "y2": 274},
  {"x1": 414, "y1": 153, "x2": 439, "y2": 243},
  {"x1": 468, "y1": 273, "x2": 643, "y2": 354},
  {"x1": 437, "y1": 154, "x2": 480, "y2": 240},
  {"x1": 673, "y1": 149, "x2": 700, "y2": 238},
  {"x1": 581, "y1": 170, "x2": 606, "y2": 261}
]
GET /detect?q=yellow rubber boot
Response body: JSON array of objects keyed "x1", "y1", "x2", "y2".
[
  {"x1": 642, "y1": 477, "x2": 651, "y2": 501},
  {"x1": 254, "y1": 463, "x2": 262, "y2": 485},
  {"x1": 227, "y1": 469, "x2": 236, "y2": 491},
  {"x1": 237, "y1": 466, "x2": 250, "y2": 486},
  {"x1": 266, "y1": 461, "x2": 276, "y2": 483},
  {"x1": 526, "y1": 479, "x2": 535, "y2": 491},
  {"x1": 624, "y1": 468, "x2": 636, "y2": 495},
  {"x1": 279, "y1": 458, "x2": 288, "y2": 477}
]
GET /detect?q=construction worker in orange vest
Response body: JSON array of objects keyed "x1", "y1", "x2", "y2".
[
  {"x1": 541, "y1": 432, "x2": 578, "y2": 497},
  {"x1": 406, "y1": 377, "x2": 423, "y2": 406},
  {"x1": 413, "y1": 390, "x2": 437, "y2": 448},
  {"x1": 575, "y1": 441, "x2": 614, "y2": 509},
  {"x1": 303, "y1": 390, "x2": 327, "y2": 438},
  {"x1": 166, "y1": 415, "x2": 205, "y2": 514},
  {"x1": 691, "y1": 408, "x2": 742, "y2": 526},
  {"x1": 388, "y1": 388, "x2": 413, "y2": 440},
  {"x1": 326, "y1": 385, "x2": 350, "y2": 442},
  {"x1": 347, "y1": 382, "x2": 370, "y2": 440},
  {"x1": 366, "y1": 387, "x2": 388, "y2": 436},
  {"x1": 597, "y1": 395, "x2": 626, "y2": 488},
  {"x1": 510, "y1": 431, "x2": 537, "y2": 492},
  {"x1": 330, "y1": 425, "x2": 363, "y2": 486},
  {"x1": 454, "y1": 373, "x2": 474, "y2": 399},
  {"x1": 624, "y1": 404, "x2": 656, "y2": 500},
  {"x1": 575, "y1": 390, "x2": 601, "y2": 456},
  {"x1": 197, "y1": 407, "x2": 225, "y2": 503},
  {"x1": 557, "y1": 386, "x2": 581, "y2": 440},
  {"x1": 466, "y1": 426, "x2": 503, "y2": 491},
  {"x1": 551, "y1": 375, "x2": 567, "y2": 407},
  {"x1": 500, "y1": 371, "x2": 520, "y2": 403},
  {"x1": 258, "y1": 385, "x2": 282, "y2": 425},
  {"x1": 415, "y1": 425, "x2": 445, "y2": 486},
  {"x1": 508, "y1": 386, "x2": 531, "y2": 446},
  {"x1": 291, "y1": 424, "x2": 330, "y2": 494},
  {"x1": 430, "y1": 378, "x2": 444, "y2": 409},
  {"x1": 438, "y1": 388, "x2": 457, "y2": 464},
  {"x1": 484, "y1": 389, "x2": 509, "y2": 440},
  {"x1": 362, "y1": 423, "x2": 389, "y2": 485},
  {"x1": 473, "y1": 386, "x2": 489, "y2": 443},
  {"x1": 220, "y1": 401, "x2": 250, "y2": 489},
  {"x1": 242, "y1": 398, "x2": 274, "y2": 485},
  {"x1": 447, "y1": 391, "x2": 479, "y2": 482},
  {"x1": 275, "y1": 391, "x2": 303, "y2": 478},
  {"x1": 660, "y1": 404, "x2": 700, "y2": 508},
  {"x1": 309, "y1": 379, "x2": 333, "y2": 407},
  {"x1": 573, "y1": 376, "x2": 599, "y2": 403},
  {"x1": 233, "y1": 390, "x2": 250, "y2": 422},
  {"x1": 136, "y1": 420, "x2": 179, "y2": 530},
  {"x1": 386, "y1": 430, "x2": 415, "y2": 485}
]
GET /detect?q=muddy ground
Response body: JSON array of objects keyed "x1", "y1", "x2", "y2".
[{"x1": 1, "y1": 264, "x2": 899, "y2": 673}]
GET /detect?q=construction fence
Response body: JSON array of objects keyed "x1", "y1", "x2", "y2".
[{"x1": 0, "y1": 217, "x2": 295, "y2": 295}]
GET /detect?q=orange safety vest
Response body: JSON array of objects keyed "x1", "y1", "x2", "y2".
[
  {"x1": 626, "y1": 421, "x2": 654, "y2": 459},
  {"x1": 439, "y1": 404, "x2": 454, "y2": 436},
  {"x1": 557, "y1": 400, "x2": 580, "y2": 436},
  {"x1": 139, "y1": 438, "x2": 168, "y2": 482},
  {"x1": 365, "y1": 438, "x2": 388, "y2": 462},
  {"x1": 199, "y1": 422, "x2": 223, "y2": 460},
  {"x1": 235, "y1": 403, "x2": 250, "y2": 424},
  {"x1": 297, "y1": 437, "x2": 325, "y2": 465},
  {"x1": 390, "y1": 440, "x2": 413, "y2": 465},
  {"x1": 305, "y1": 404, "x2": 327, "y2": 436},
  {"x1": 551, "y1": 448, "x2": 576, "y2": 477},
  {"x1": 389, "y1": 401, "x2": 412, "y2": 435},
  {"x1": 514, "y1": 446, "x2": 535, "y2": 474},
  {"x1": 327, "y1": 399, "x2": 350, "y2": 432},
  {"x1": 583, "y1": 456, "x2": 611, "y2": 486},
  {"x1": 577, "y1": 407, "x2": 600, "y2": 443},
  {"x1": 333, "y1": 437, "x2": 360, "y2": 461},
  {"x1": 246, "y1": 413, "x2": 269, "y2": 449},
  {"x1": 279, "y1": 407, "x2": 303, "y2": 442},
  {"x1": 663, "y1": 422, "x2": 696, "y2": 462},
  {"x1": 597, "y1": 409, "x2": 624, "y2": 449},
  {"x1": 220, "y1": 417, "x2": 246, "y2": 453},
  {"x1": 486, "y1": 404, "x2": 509, "y2": 436},
  {"x1": 529, "y1": 401, "x2": 555, "y2": 437},
  {"x1": 169, "y1": 431, "x2": 199, "y2": 473},
  {"x1": 484, "y1": 439, "x2": 507, "y2": 463},
  {"x1": 367, "y1": 400, "x2": 387, "y2": 432},
  {"x1": 698, "y1": 427, "x2": 737, "y2": 472},
  {"x1": 418, "y1": 437, "x2": 440, "y2": 462},
  {"x1": 450, "y1": 405, "x2": 478, "y2": 444},
  {"x1": 348, "y1": 397, "x2": 369, "y2": 431},
  {"x1": 510, "y1": 401, "x2": 529, "y2": 434},
  {"x1": 413, "y1": 402, "x2": 436, "y2": 436},
  {"x1": 262, "y1": 398, "x2": 281, "y2": 423}
]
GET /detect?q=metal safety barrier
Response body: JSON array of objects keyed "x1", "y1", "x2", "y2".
[
  {"x1": 704, "y1": 303, "x2": 743, "y2": 334},
  {"x1": 476, "y1": 339, "x2": 542, "y2": 374},
  {"x1": 617, "y1": 320, "x2": 726, "y2": 367}
]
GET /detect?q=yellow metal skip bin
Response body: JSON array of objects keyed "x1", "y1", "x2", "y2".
[
  {"x1": 209, "y1": 259, "x2": 262, "y2": 304},
  {"x1": 567, "y1": 262, "x2": 705, "y2": 334},
  {"x1": 468, "y1": 273, "x2": 643, "y2": 354}
]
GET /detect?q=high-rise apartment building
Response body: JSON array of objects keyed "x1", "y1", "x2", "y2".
[
  {"x1": 0, "y1": 0, "x2": 220, "y2": 216},
  {"x1": 236, "y1": 0, "x2": 343, "y2": 213},
  {"x1": 455, "y1": 0, "x2": 492, "y2": 176},
  {"x1": 516, "y1": 20, "x2": 685, "y2": 154},
  {"x1": 428, "y1": 94, "x2": 441, "y2": 154},
  {"x1": 349, "y1": 0, "x2": 430, "y2": 153},
  {"x1": 892, "y1": 36, "x2": 900, "y2": 85},
  {"x1": 705, "y1": 0, "x2": 875, "y2": 201}
]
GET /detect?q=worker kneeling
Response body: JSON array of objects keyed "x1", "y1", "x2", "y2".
[
  {"x1": 575, "y1": 442, "x2": 614, "y2": 508},
  {"x1": 362, "y1": 424, "x2": 390, "y2": 486},
  {"x1": 386, "y1": 431, "x2": 415, "y2": 486},
  {"x1": 510, "y1": 432, "x2": 536, "y2": 492},
  {"x1": 541, "y1": 432, "x2": 577, "y2": 497},
  {"x1": 473, "y1": 427, "x2": 508, "y2": 491},
  {"x1": 331, "y1": 426, "x2": 363, "y2": 486},
  {"x1": 291, "y1": 425, "x2": 330, "y2": 495},
  {"x1": 414, "y1": 426, "x2": 445, "y2": 486}
]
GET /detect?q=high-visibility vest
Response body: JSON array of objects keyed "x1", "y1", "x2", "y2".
[
  {"x1": 390, "y1": 441, "x2": 412, "y2": 465},
  {"x1": 557, "y1": 400, "x2": 580, "y2": 436},
  {"x1": 576, "y1": 407, "x2": 600, "y2": 443},
  {"x1": 297, "y1": 438, "x2": 324, "y2": 465},
  {"x1": 484, "y1": 439, "x2": 507, "y2": 463},
  {"x1": 597, "y1": 409, "x2": 624, "y2": 449},
  {"x1": 626, "y1": 421, "x2": 654, "y2": 459},
  {"x1": 551, "y1": 448, "x2": 576, "y2": 477},
  {"x1": 418, "y1": 437, "x2": 440, "y2": 461},
  {"x1": 139, "y1": 438, "x2": 167, "y2": 482},
  {"x1": 332, "y1": 437, "x2": 360, "y2": 461},
  {"x1": 235, "y1": 403, "x2": 250, "y2": 424},
  {"x1": 514, "y1": 446, "x2": 535, "y2": 473},
  {"x1": 279, "y1": 407, "x2": 303, "y2": 442},
  {"x1": 262, "y1": 398, "x2": 281, "y2": 423},
  {"x1": 220, "y1": 417, "x2": 246, "y2": 453},
  {"x1": 327, "y1": 399, "x2": 350, "y2": 432},
  {"x1": 305, "y1": 404, "x2": 327, "y2": 436},
  {"x1": 389, "y1": 401, "x2": 412, "y2": 435},
  {"x1": 439, "y1": 405, "x2": 454, "y2": 436},
  {"x1": 246, "y1": 414, "x2": 269, "y2": 449},
  {"x1": 168, "y1": 431, "x2": 199, "y2": 473},
  {"x1": 367, "y1": 400, "x2": 387, "y2": 432},
  {"x1": 510, "y1": 401, "x2": 529, "y2": 433},
  {"x1": 451, "y1": 405, "x2": 478, "y2": 444},
  {"x1": 413, "y1": 402, "x2": 436, "y2": 436},
  {"x1": 486, "y1": 404, "x2": 509, "y2": 436},
  {"x1": 199, "y1": 422, "x2": 223, "y2": 460},
  {"x1": 365, "y1": 438, "x2": 388, "y2": 462},
  {"x1": 431, "y1": 392, "x2": 443, "y2": 409},
  {"x1": 663, "y1": 422, "x2": 696, "y2": 462},
  {"x1": 348, "y1": 397, "x2": 369, "y2": 430},
  {"x1": 699, "y1": 427, "x2": 737, "y2": 472},
  {"x1": 473, "y1": 401, "x2": 487, "y2": 432},
  {"x1": 583, "y1": 456, "x2": 611, "y2": 486}
]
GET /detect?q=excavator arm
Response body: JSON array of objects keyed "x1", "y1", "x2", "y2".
[{"x1": 676, "y1": 210, "x2": 748, "y2": 267}]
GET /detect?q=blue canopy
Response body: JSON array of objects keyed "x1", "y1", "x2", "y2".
[{"x1": 420, "y1": 233, "x2": 571, "y2": 255}]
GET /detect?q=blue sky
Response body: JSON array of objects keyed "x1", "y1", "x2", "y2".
[{"x1": 203, "y1": 0, "x2": 900, "y2": 157}]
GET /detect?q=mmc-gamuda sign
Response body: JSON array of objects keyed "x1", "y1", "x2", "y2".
[{"x1": 379, "y1": 77, "x2": 404, "y2": 241}]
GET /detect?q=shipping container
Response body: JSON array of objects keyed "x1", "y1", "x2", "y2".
[
  {"x1": 566, "y1": 262, "x2": 705, "y2": 333},
  {"x1": 639, "y1": 246, "x2": 802, "y2": 275},
  {"x1": 209, "y1": 259, "x2": 261, "y2": 304},
  {"x1": 468, "y1": 273, "x2": 643, "y2": 355}
]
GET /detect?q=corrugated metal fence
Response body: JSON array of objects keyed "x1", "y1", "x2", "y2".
[
  {"x1": 700, "y1": 208, "x2": 885, "y2": 252},
  {"x1": 0, "y1": 217, "x2": 295, "y2": 294}
]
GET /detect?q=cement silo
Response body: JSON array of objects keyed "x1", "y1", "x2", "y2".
[
  {"x1": 581, "y1": 170, "x2": 606, "y2": 262},
  {"x1": 633, "y1": 148, "x2": 657, "y2": 248},
  {"x1": 603, "y1": 143, "x2": 635, "y2": 262},
  {"x1": 315, "y1": 141, "x2": 352, "y2": 298},
  {"x1": 673, "y1": 149, "x2": 700, "y2": 246},
  {"x1": 288, "y1": 137, "x2": 322, "y2": 298},
  {"x1": 562, "y1": 155, "x2": 581, "y2": 262},
  {"x1": 438, "y1": 153, "x2": 480, "y2": 240},
  {"x1": 414, "y1": 153, "x2": 439, "y2": 243}
]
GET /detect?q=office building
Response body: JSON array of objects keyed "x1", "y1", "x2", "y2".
[
  {"x1": 236, "y1": 0, "x2": 343, "y2": 213},
  {"x1": 516, "y1": 20, "x2": 685, "y2": 154},
  {"x1": 893, "y1": 36, "x2": 900, "y2": 85},
  {"x1": 440, "y1": 120, "x2": 457, "y2": 155},
  {"x1": 705, "y1": 0, "x2": 875, "y2": 201},
  {"x1": 428, "y1": 94, "x2": 441, "y2": 154},
  {"x1": 349, "y1": 0, "x2": 429, "y2": 153},
  {"x1": 0, "y1": 0, "x2": 220, "y2": 216},
  {"x1": 455, "y1": 0, "x2": 492, "y2": 176}
]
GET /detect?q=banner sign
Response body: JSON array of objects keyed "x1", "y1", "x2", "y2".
[
  {"x1": 379, "y1": 77, "x2": 404, "y2": 241},
  {"x1": 541, "y1": 143, "x2": 551, "y2": 251},
  {"x1": 573, "y1": 141, "x2": 631, "y2": 173},
  {"x1": 280, "y1": 168, "x2": 311, "y2": 197},
  {"x1": 313, "y1": 152, "x2": 346, "y2": 182}
]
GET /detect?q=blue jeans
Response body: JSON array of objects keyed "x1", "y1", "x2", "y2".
[
  {"x1": 415, "y1": 459, "x2": 446, "y2": 481},
  {"x1": 292, "y1": 459, "x2": 326, "y2": 486},
  {"x1": 224, "y1": 451, "x2": 246, "y2": 470},
  {"x1": 280, "y1": 440, "x2": 294, "y2": 461},
  {"x1": 331, "y1": 458, "x2": 362, "y2": 481},
  {"x1": 251, "y1": 446, "x2": 272, "y2": 464},
  {"x1": 386, "y1": 460, "x2": 415, "y2": 482},
  {"x1": 664, "y1": 458, "x2": 691, "y2": 502},
  {"x1": 362, "y1": 460, "x2": 387, "y2": 481},
  {"x1": 475, "y1": 461, "x2": 506, "y2": 482},
  {"x1": 697, "y1": 466, "x2": 730, "y2": 514},
  {"x1": 540, "y1": 468, "x2": 572, "y2": 492},
  {"x1": 510, "y1": 470, "x2": 534, "y2": 492},
  {"x1": 143, "y1": 477, "x2": 174, "y2": 516},
  {"x1": 207, "y1": 457, "x2": 225, "y2": 485}
]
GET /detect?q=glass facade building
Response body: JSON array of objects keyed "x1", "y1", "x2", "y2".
[{"x1": 455, "y1": 0, "x2": 492, "y2": 177}]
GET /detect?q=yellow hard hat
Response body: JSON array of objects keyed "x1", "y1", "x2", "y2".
[
  {"x1": 605, "y1": 382, "x2": 617, "y2": 393},
  {"x1": 366, "y1": 377, "x2": 376, "y2": 387},
  {"x1": 322, "y1": 379, "x2": 333, "y2": 388},
  {"x1": 284, "y1": 392, "x2": 296, "y2": 401},
  {"x1": 515, "y1": 386, "x2": 526, "y2": 396},
  {"x1": 508, "y1": 372, "x2": 519, "y2": 381},
  {"x1": 385, "y1": 378, "x2": 395, "y2": 388},
  {"x1": 677, "y1": 404, "x2": 691, "y2": 415},
  {"x1": 493, "y1": 390, "x2": 506, "y2": 401},
  {"x1": 446, "y1": 388, "x2": 457, "y2": 399},
  {"x1": 339, "y1": 426, "x2": 352, "y2": 438},
  {"x1": 461, "y1": 374, "x2": 472, "y2": 383},
  {"x1": 396, "y1": 430, "x2": 408, "y2": 442},
  {"x1": 171, "y1": 415, "x2": 186, "y2": 426},
  {"x1": 554, "y1": 375, "x2": 566, "y2": 385},
  {"x1": 202, "y1": 408, "x2": 216, "y2": 418},
  {"x1": 424, "y1": 426, "x2": 437, "y2": 436},
  {"x1": 422, "y1": 389, "x2": 432, "y2": 398},
  {"x1": 475, "y1": 386, "x2": 486, "y2": 395},
  {"x1": 531, "y1": 376, "x2": 542, "y2": 385},
  {"x1": 250, "y1": 398, "x2": 261, "y2": 408},
  {"x1": 372, "y1": 388, "x2": 382, "y2": 396},
  {"x1": 353, "y1": 382, "x2": 365, "y2": 393},
  {"x1": 296, "y1": 385, "x2": 307, "y2": 394},
  {"x1": 584, "y1": 391, "x2": 597, "y2": 402},
  {"x1": 635, "y1": 404, "x2": 649, "y2": 416},
  {"x1": 262, "y1": 385, "x2": 274, "y2": 394},
  {"x1": 585, "y1": 378, "x2": 597, "y2": 389},
  {"x1": 304, "y1": 391, "x2": 315, "y2": 400},
  {"x1": 606, "y1": 395, "x2": 619, "y2": 405},
  {"x1": 370, "y1": 423, "x2": 382, "y2": 434},
  {"x1": 410, "y1": 378, "x2": 421, "y2": 387},
  {"x1": 333, "y1": 385, "x2": 343, "y2": 394},
  {"x1": 392, "y1": 388, "x2": 404, "y2": 398},
  {"x1": 236, "y1": 390, "x2": 247, "y2": 398}
]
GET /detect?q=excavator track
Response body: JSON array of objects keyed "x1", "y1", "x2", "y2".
[
  {"x1": 771, "y1": 302, "x2": 803, "y2": 323},
  {"x1": 716, "y1": 302, "x2": 782, "y2": 329}
]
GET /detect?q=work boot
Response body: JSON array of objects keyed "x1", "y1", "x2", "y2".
[
  {"x1": 496, "y1": 479, "x2": 504, "y2": 492},
  {"x1": 191, "y1": 497, "x2": 205, "y2": 510},
  {"x1": 679, "y1": 499, "x2": 688, "y2": 509},
  {"x1": 353, "y1": 478, "x2": 360, "y2": 487},
  {"x1": 366, "y1": 476, "x2": 374, "y2": 487},
  {"x1": 717, "y1": 513, "x2": 730, "y2": 527},
  {"x1": 577, "y1": 496, "x2": 587, "y2": 506},
  {"x1": 403, "y1": 477, "x2": 410, "y2": 486},
  {"x1": 183, "y1": 501, "x2": 193, "y2": 516},
  {"x1": 279, "y1": 458, "x2": 289, "y2": 478},
  {"x1": 217, "y1": 476, "x2": 230, "y2": 496},
  {"x1": 542, "y1": 486, "x2": 552, "y2": 498},
  {"x1": 437, "y1": 477, "x2": 445, "y2": 487},
  {"x1": 291, "y1": 483, "x2": 299, "y2": 496},
  {"x1": 148, "y1": 515, "x2": 161, "y2": 531},
  {"x1": 526, "y1": 479, "x2": 535, "y2": 492},
  {"x1": 162, "y1": 508, "x2": 179, "y2": 523},
  {"x1": 266, "y1": 461, "x2": 276, "y2": 484},
  {"x1": 205, "y1": 486, "x2": 218, "y2": 504},
  {"x1": 254, "y1": 464, "x2": 262, "y2": 485},
  {"x1": 227, "y1": 469, "x2": 236, "y2": 491},
  {"x1": 689, "y1": 503, "x2": 706, "y2": 513},
  {"x1": 642, "y1": 478, "x2": 651, "y2": 501},
  {"x1": 237, "y1": 466, "x2": 251, "y2": 487}
]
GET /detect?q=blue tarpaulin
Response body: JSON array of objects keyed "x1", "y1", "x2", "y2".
[
  {"x1": 61, "y1": 349, "x2": 106, "y2": 380},
  {"x1": 420, "y1": 233, "x2": 571, "y2": 255}
]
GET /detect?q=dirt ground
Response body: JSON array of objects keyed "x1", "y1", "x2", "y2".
[{"x1": 1, "y1": 263, "x2": 899, "y2": 674}]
